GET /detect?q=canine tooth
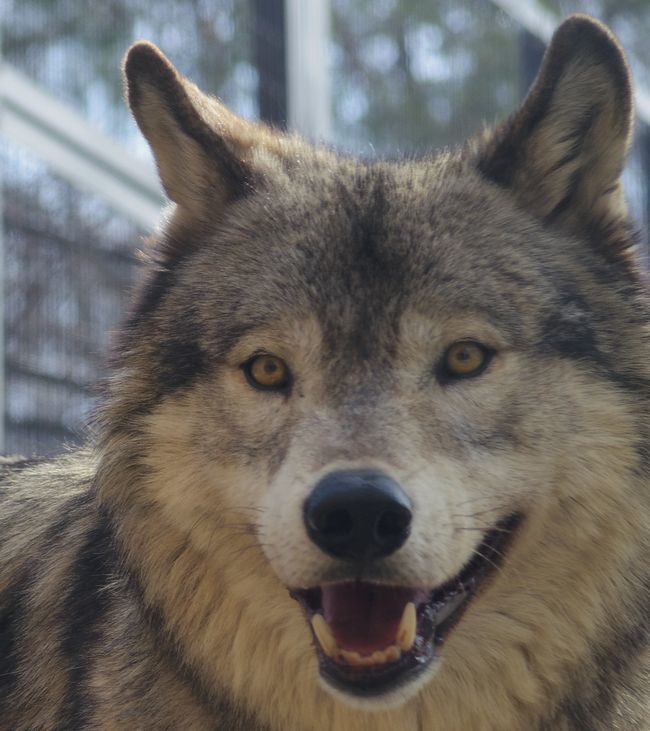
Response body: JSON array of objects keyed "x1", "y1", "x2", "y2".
[
  {"x1": 311, "y1": 614, "x2": 337, "y2": 658},
  {"x1": 397, "y1": 602, "x2": 417, "y2": 651}
]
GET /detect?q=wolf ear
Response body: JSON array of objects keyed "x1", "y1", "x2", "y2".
[
  {"x1": 477, "y1": 15, "x2": 633, "y2": 241},
  {"x1": 124, "y1": 42, "x2": 265, "y2": 215}
]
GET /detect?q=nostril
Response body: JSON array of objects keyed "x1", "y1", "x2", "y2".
[
  {"x1": 314, "y1": 509, "x2": 354, "y2": 542},
  {"x1": 375, "y1": 507, "x2": 411, "y2": 545}
]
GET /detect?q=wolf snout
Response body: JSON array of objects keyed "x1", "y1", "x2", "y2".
[{"x1": 303, "y1": 470, "x2": 413, "y2": 562}]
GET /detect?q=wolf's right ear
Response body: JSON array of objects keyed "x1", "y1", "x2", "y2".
[
  {"x1": 124, "y1": 42, "x2": 267, "y2": 215},
  {"x1": 476, "y1": 15, "x2": 634, "y2": 254}
]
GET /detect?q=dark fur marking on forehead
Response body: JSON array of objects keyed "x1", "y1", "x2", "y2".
[
  {"x1": 318, "y1": 168, "x2": 403, "y2": 365},
  {"x1": 351, "y1": 169, "x2": 389, "y2": 265},
  {"x1": 336, "y1": 167, "x2": 401, "y2": 286}
]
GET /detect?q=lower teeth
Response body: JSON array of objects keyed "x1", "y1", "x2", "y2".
[
  {"x1": 338, "y1": 645, "x2": 402, "y2": 666},
  {"x1": 310, "y1": 608, "x2": 412, "y2": 666}
]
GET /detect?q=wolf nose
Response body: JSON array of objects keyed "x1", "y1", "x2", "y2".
[{"x1": 303, "y1": 470, "x2": 413, "y2": 562}]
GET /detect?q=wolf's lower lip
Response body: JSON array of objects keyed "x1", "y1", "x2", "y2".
[{"x1": 290, "y1": 513, "x2": 522, "y2": 696}]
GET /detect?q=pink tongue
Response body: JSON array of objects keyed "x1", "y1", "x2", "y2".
[{"x1": 321, "y1": 583, "x2": 419, "y2": 655}]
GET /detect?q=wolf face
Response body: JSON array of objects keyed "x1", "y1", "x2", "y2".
[{"x1": 99, "y1": 15, "x2": 649, "y2": 724}]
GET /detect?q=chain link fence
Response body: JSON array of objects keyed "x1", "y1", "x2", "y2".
[{"x1": 2, "y1": 0, "x2": 650, "y2": 455}]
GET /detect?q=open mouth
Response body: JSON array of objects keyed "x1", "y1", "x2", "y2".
[{"x1": 290, "y1": 513, "x2": 522, "y2": 696}]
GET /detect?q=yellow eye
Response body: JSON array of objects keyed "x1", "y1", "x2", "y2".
[
  {"x1": 442, "y1": 341, "x2": 492, "y2": 379},
  {"x1": 244, "y1": 354, "x2": 291, "y2": 391}
]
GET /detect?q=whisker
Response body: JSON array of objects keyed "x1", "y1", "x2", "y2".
[{"x1": 471, "y1": 548, "x2": 504, "y2": 576}]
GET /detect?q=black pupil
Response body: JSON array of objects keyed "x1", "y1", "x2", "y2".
[{"x1": 264, "y1": 360, "x2": 278, "y2": 374}]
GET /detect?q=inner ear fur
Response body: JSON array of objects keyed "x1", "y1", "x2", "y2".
[
  {"x1": 124, "y1": 41, "x2": 288, "y2": 215},
  {"x1": 477, "y1": 15, "x2": 634, "y2": 242}
]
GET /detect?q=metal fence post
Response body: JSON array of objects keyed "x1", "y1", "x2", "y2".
[
  {"x1": 285, "y1": 0, "x2": 331, "y2": 142},
  {"x1": 0, "y1": 25, "x2": 5, "y2": 454},
  {"x1": 252, "y1": 0, "x2": 288, "y2": 128}
]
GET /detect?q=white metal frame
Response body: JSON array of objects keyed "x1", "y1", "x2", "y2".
[
  {"x1": 0, "y1": 63, "x2": 163, "y2": 230},
  {"x1": 0, "y1": 61, "x2": 165, "y2": 453},
  {"x1": 0, "y1": 64, "x2": 4, "y2": 452},
  {"x1": 1, "y1": 0, "x2": 649, "y2": 455},
  {"x1": 285, "y1": 0, "x2": 331, "y2": 142}
]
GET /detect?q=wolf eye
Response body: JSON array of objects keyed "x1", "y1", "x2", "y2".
[
  {"x1": 243, "y1": 354, "x2": 291, "y2": 391},
  {"x1": 440, "y1": 341, "x2": 493, "y2": 381}
]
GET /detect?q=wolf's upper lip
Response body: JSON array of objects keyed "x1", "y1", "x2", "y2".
[{"x1": 290, "y1": 513, "x2": 523, "y2": 696}]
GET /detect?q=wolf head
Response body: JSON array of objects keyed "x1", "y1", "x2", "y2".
[{"x1": 100, "y1": 15, "x2": 648, "y2": 723}]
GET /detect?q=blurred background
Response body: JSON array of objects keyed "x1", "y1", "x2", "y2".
[{"x1": 1, "y1": 0, "x2": 650, "y2": 456}]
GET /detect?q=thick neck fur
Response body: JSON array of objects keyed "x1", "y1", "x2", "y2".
[{"x1": 95, "y1": 390, "x2": 649, "y2": 731}]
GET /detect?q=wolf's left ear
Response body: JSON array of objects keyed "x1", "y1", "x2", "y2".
[
  {"x1": 476, "y1": 15, "x2": 633, "y2": 243},
  {"x1": 124, "y1": 41, "x2": 282, "y2": 216}
]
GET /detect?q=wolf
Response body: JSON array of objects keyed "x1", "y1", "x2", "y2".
[{"x1": 0, "y1": 13, "x2": 648, "y2": 730}]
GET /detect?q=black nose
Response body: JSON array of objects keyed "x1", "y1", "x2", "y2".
[{"x1": 303, "y1": 469, "x2": 413, "y2": 562}]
